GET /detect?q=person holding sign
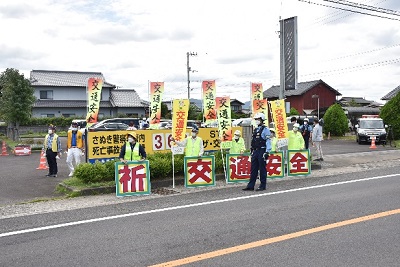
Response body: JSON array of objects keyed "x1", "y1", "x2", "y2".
[
  {"x1": 119, "y1": 132, "x2": 146, "y2": 163},
  {"x1": 230, "y1": 130, "x2": 245, "y2": 154},
  {"x1": 171, "y1": 125, "x2": 204, "y2": 157},
  {"x1": 243, "y1": 113, "x2": 271, "y2": 191},
  {"x1": 288, "y1": 123, "x2": 305, "y2": 150},
  {"x1": 270, "y1": 128, "x2": 278, "y2": 152}
]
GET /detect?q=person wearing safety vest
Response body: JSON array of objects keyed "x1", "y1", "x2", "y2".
[
  {"x1": 119, "y1": 132, "x2": 147, "y2": 163},
  {"x1": 270, "y1": 128, "x2": 278, "y2": 152},
  {"x1": 42, "y1": 124, "x2": 62, "y2": 177},
  {"x1": 230, "y1": 129, "x2": 245, "y2": 154},
  {"x1": 171, "y1": 125, "x2": 204, "y2": 157},
  {"x1": 66, "y1": 122, "x2": 85, "y2": 177},
  {"x1": 288, "y1": 123, "x2": 305, "y2": 150}
]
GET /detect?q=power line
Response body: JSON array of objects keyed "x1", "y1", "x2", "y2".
[{"x1": 323, "y1": 0, "x2": 400, "y2": 16}]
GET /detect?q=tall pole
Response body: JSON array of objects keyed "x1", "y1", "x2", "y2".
[
  {"x1": 186, "y1": 52, "x2": 197, "y2": 101},
  {"x1": 317, "y1": 97, "x2": 320, "y2": 120}
]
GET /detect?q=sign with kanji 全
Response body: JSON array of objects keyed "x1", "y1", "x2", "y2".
[
  {"x1": 266, "y1": 151, "x2": 285, "y2": 178},
  {"x1": 226, "y1": 153, "x2": 251, "y2": 183},
  {"x1": 115, "y1": 160, "x2": 151, "y2": 196},
  {"x1": 184, "y1": 156, "x2": 215, "y2": 188},
  {"x1": 287, "y1": 150, "x2": 311, "y2": 176}
]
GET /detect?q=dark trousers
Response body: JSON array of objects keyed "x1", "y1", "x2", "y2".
[
  {"x1": 247, "y1": 149, "x2": 267, "y2": 189},
  {"x1": 303, "y1": 134, "x2": 310, "y2": 149},
  {"x1": 46, "y1": 149, "x2": 58, "y2": 175}
]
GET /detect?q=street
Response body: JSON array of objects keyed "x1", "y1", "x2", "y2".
[{"x1": 0, "y1": 161, "x2": 399, "y2": 266}]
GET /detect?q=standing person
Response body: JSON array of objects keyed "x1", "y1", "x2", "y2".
[
  {"x1": 127, "y1": 121, "x2": 137, "y2": 130},
  {"x1": 119, "y1": 132, "x2": 147, "y2": 163},
  {"x1": 299, "y1": 118, "x2": 313, "y2": 149},
  {"x1": 270, "y1": 128, "x2": 278, "y2": 152},
  {"x1": 66, "y1": 122, "x2": 85, "y2": 177},
  {"x1": 290, "y1": 116, "x2": 297, "y2": 124},
  {"x1": 288, "y1": 123, "x2": 305, "y2": 150},
  {"x1": 312, "y1": 119, "x2": 324, "y2": 161},
  {"x1": 243, "y1": 113, "x2": 271, "y2": 191},
  {"x1": 171, "y1": 125, "x2": 204, "y2": 157},
  {"x1": 43, "y1": 125, "x2": 62, "y2": 177},
  {"x1": 230, "y1": 129, "x2": 245, "y2": 154}
]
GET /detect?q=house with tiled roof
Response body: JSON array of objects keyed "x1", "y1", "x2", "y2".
[
  {"x1": 381, "y1": 85, "x2": 400, "y2": 101},
  {"x1": 263, "y1": 79, "x2": 341, "y2": 117},
  {"x1": 30, "y1": 70, "x2": 148, "y2": 118}
]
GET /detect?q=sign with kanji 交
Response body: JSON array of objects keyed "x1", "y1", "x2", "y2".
[
  {"x1": 115, "y1": 161, "x2": 151, "y2": 196},
  {"x1": 184, "y1": 156, "x2": 215, "y2": 188},
  {"x1": 226, "y1": 153, "x2": 251, "y2": 183}
]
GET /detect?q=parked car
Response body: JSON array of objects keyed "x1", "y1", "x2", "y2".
[
  {"x1": 91, "y1": 118, "x2": 141, "y2": 129},
  {"x1": 89, "y1": 122, "x2": 129, "y2": 131}
]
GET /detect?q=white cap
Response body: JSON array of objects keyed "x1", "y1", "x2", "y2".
[
  {"x1": 304, "y1": 118, "x2": 309, "y2": 121},
  {"x1": 254, "y1": 113, "x2": 265, "y2": 121},
  {"x1": 293, "y1": 123, "x2": 300, "y2": 128},
  {"x1": 234, "y1": 130, "x2": 241, "y2": 136}
]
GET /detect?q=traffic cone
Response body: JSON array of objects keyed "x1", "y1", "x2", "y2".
[
  {"x1": 1, "y1": 141, "x2": 9, "y2": 156},
  {"x1": 369, "y1": 136, "x2": 377, "y2": 149},
  {"x1": 36, "y1": 150, "x2": 49, "y2": 170}
]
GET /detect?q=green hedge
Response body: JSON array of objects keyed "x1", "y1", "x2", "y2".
[{"x1": 73, "y1": 151, "x2": 225, "y2": 184}]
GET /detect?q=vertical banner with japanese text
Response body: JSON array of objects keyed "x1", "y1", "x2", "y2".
[
  {"x1": 115, "y1": 161, "x2": 151, "y2": 196},
  {"x1": 252, "y1": 99, "x2": 269, "y2": 125},
  {"x1": 172, "y1": 99, "x2": 189, "y2": 142},
  {"x1": 184, "y1": 156, "x2": 216, "y2": 188},
  {"x1": 202, "y1": 80, "x2": 217, "y2": 126},
  {"x1": 86, "y1": 78, "x2": 103, "y2": 126},
  {"x1": 226, "y1": 154, "x2": 251, "y2": 183},
  {"x1": 149, "y1": 82, "x2": 164, "y2": 129},
  {"x1": 216, "y1": 96, "x2": 232, "y2": 149},
  {"x1": 270, "y1": 99, "x2": 289, "y2": 148},
  {"x1": 251, "y1": 83, "x2": 263, "y2": 115}
]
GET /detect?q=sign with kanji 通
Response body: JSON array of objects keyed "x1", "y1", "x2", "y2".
[
  {"x1": 115, "y1": 161, "x2": 151, "y2": 196},
  {"x1": 226, "y1": 153, "x2": 251, "y2": 183},
  {"x1": 184, "y1": 156, "x2": 215, "y2": 188},
  {"x1": 287, "y1": 150, "x2": 311, "y2": 176},
  {"x1": 266, "y1": 151, "x2": 285, "y2": 178}
]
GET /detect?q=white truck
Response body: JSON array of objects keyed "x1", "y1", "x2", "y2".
[{"x1": 355, "y1": 115, "x2": 387, "y2": 144}]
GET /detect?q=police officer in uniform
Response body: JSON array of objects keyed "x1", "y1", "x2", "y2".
[{"x1": 243, "y1": 113, "x2": 271, "y2": 191}]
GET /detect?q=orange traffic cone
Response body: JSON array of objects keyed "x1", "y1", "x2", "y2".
[
  {"x1": 1, "y1": 141, "x2": 9, "y2": 156},
  {"x1": 369, "y1": 136, "x2": 377, "y2": 149},
  {"x1": 36, "y1": 150, "x2": 49, "y2": 170}
]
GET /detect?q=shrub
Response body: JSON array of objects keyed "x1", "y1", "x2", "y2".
[
  {"x1": 74, "y1": 161, "x2": 114, "y2": 184},
  {"x1": 380, "y1": 92, "x2": 400, "y2": 140},
  {"x1": 322, "y1": 104, "x2": 348, "y2": 136}
]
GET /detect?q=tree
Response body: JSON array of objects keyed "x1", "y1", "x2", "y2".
[
  {"x1": 188, "y1": 104, "x2": 199, "y2": 120},
  {"x1": 161, "y1": 102, "x2": 170, "y2": 119},
  {"x1": 348, "y1": 99, "x2": 361, "y2": 107},
  {"x1": 322, "y1": 103, "x2": 348, "y2": 136},
  {"x1": 289, "y1": 107, "x2": 300, "y2": 116},
  {"x1": 0, "y1": 68, "x2": 35, "y2": 140},
  {"x1": 380, "y1": 92, "x2": 400, "y2": 139}
]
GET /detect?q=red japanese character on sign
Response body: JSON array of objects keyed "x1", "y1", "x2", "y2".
[
  {"x1": 188, "y1": 159, "x2": 212, "y2": 184},
  {"x1": 229, "y1": 156, "x2": 251, "y2": 180},
  {"x1": 289, "y1": 152, "x2": 309, "y2": 173},
  {"x1": 118, "y1": 164, "x2": 146, "y2": 192},
  {"x1": 266, "y1": 154, "x2": 283, "y2": 176}
]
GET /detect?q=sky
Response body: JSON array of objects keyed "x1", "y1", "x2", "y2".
[{"x1": 1, "y1": 0, "x2": 399, "y2": 104}]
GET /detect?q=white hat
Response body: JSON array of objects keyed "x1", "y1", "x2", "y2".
[
  {"x1": 253, "y1": 113, "x2": 265, "y2": 121},
  {"x1": 270, "y1": 128, "x2": 275, "y2": 133},
  {"x1": 293, "y1": 123, "x2": 300, "y2": 128},
  {"x1": 234, "y1": 130, "x2": 241, "y2": 136},
  {"x1": 304, "y1": 118, "x2": 309, "y2": 121}
]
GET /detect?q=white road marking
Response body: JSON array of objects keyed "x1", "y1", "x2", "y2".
[{"x1": 1, "y1": 173, "x2": 399, "y2": 238}]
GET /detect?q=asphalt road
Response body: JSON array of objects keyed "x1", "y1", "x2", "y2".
[
  {"x1": 0, "y1": 138, "x2": 397, "y2": 205},
  {"x1": 0, "y1": 164, "x2": 399, "y2": 266}
]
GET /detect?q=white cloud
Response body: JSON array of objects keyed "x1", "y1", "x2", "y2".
[{"x1": 0, "y1": 0, "x2": 399, "y2": 104}]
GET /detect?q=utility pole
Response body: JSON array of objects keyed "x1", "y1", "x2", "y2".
[{"x1": 186, "y1": 52, "x2": 197, "y2": 100}]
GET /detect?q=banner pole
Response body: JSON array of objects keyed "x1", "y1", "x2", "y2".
[
  {"x1": 172, "y1": 153, "x2": 175, "y2": 189},
  {"x1": 220, "y1": 147, "x2": 227, "y2": 181}
]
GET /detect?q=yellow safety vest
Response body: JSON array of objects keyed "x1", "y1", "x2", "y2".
[
  {"x1": 44, "y1": 134, "x2": 59, "y2": 152},
  {"x1": 124, "y1": 142, "x2": 140, "y2": 161},
  {"x1": 186, "y1": 137, "x2": 202, "y2": 157},
  {"x1": 230, "y1": 137, "x2": 245, "y2": 154},
  {"x1": 288, "y1": 131, "x2": 305, "y2": 150},
  {"x1": 67, "y1": 130, "x2": 83, "y2": 148}
]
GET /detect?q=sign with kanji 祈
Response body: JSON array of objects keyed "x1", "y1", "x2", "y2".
[
  {"x1": 266, "y1": 151, "x2": 285, "y2": 178},
  {"x1": 226, "y1": 153, "x2": 251, "y2": 183},
  {"x1": 115, "y1": 161, "x2": 151, "y2": 196},
  {"x1": 184, "y1": 156, "x2": 215, "y2": 188},
  {"x1": 287, "y1": 150, "x2": 311, "y2": 176}
]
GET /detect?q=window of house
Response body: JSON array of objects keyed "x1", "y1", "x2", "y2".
[
  {"x1": 40, "y1": 90, "x2": 53, "y2": 100},
  {"x1": 62, "y1": 114, "x2": 75, "y2": 118},
  {"x1": 41, "y1": 114, "x2": 55, "y2": 118}
]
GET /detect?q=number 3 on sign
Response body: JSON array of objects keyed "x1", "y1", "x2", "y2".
[{"x1": 152, "y1": 133, "x2": 165, "y2": 151}]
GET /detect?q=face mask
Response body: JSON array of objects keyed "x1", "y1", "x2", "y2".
[
  {"x1": 234, "y1": 135, "x2": 239, "y2": 140},
  {"x1": 255, "y1": 120, "x2": 261, "y2": 126},
  {"x1": 48, "y1": 130, "x2": 53, "y2": 134},
  {"x1": 293, "y1": 127, "x2": 298, "y2": 132},
  {"x1": 71, "y1": 128, "x2": 78, "y2": 131},
  {"x1": 191, "y1": 132, "x2": 197, "y2": 137},
  {"x1": 128, "y1": 137, "x2": 134, "y2": 143},
  {"x1": 304, "y1": 122, "x2": 308, "y2": 124}
]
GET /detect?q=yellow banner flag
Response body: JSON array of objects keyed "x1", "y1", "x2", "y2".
[
  {"x1": 86, "y1": 78, "x2": 103, "y2": 127},
  {"x1": 172, "y1": 99, "x2": 190, "y2": 142},
  {"x1": 216, "y1": 96, "x2": 232, "y2": 149},
  {"x1": 149, "y1": 82, "x2": 164, "y2": 129},
  {"x1": 269, "y1": 99, "x2": 289, "y2": 148},
  {"x1": 202, "y1": 80, "x2": 217, "y2": 125}
]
